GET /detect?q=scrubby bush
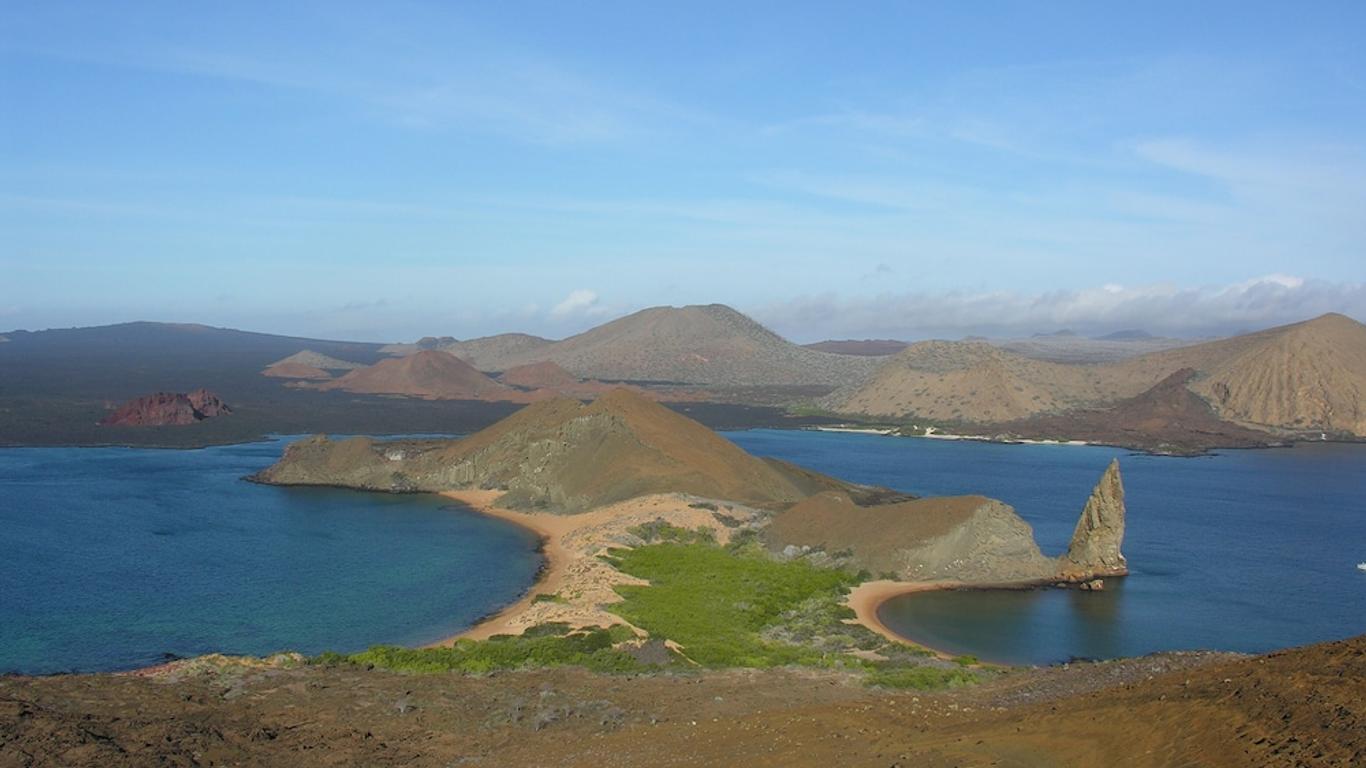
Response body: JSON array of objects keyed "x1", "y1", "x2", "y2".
[{"x1": 864, "y1": 666, "x2": 978, "y2": 690}]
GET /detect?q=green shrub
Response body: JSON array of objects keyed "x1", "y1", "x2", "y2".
[
  {"x1": 606, "y1": 542, "x2": 859, "y2": 668},
  {"x1": 321, "y1": 625, "x2": 652, "y2": 675},
  {"x1": 628, "y1": 519, "x2": 717, "y2": 545},
  {"x1": 864, "y1": 666, "x2": 978, "y2": 690}
]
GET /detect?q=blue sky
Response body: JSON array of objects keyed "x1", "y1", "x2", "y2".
[{"x1": 2, "y1": 1, "x2": 1364, "y2": 341}]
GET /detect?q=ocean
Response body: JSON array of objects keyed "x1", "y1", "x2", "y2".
[
  {"x1": 725, "y1": 429, "x2": 1366, "y2": 665},
  {"x1": 0, "y1": 437, "x2": 542, "y2": 674}
]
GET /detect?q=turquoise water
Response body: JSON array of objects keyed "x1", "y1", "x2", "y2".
[
  {"x1": 5, "y1": 431, "x2": 1364, "y2": 673},
  {"x1": 0, "y1": 438, "x2": 543, "y2": 674},
  {"x1": 724, "y1": 430, "x2": 1366, "y2": 665}
]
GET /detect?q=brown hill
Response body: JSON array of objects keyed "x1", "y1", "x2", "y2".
[
  {"x1": 803, "y1": 339, "x2": 910, "y2": 356},
  {"x1": 498, "y1": 361, "x2": 663, "y2": 401},
  {"x1": 824, "y1": 341, "x2": 1131, "y2": 423},
  {"x1": 100, "y1": 389, "x2": 231, "y2": 427},
  {"x1": 426, "y1": 305, "x2": 878, "y2": 387},
  {"x1": 1189, "y1": 312, "x2": 1366, "y2": 435},
  {"x1": 317, "y1": 350, "x2": 517, "y2": 400},
  {"x1": 267, "y1": 350, "x2": 365, "y2": 371},
  {"x1": 830, "y1": 313, "x2": 1366, "y2": 438},
  {"x1": 499, "y1": 360, "x2": 581, "y2": 390},
  {"x1": 256, "y1": 388, "x2": 819, "y2": 512},
  {"x1": 383, "y1": 333, "x2": 554, "y2": 369},
  {"x1": 262, "y1": 362, "x2": 332, "y2": 380},
  {"x1": 997, "y1": 369, "x2": 1277, "y2": 453}
]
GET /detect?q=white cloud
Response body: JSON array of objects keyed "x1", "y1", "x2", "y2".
[
  {"x1": 551, "y1": 289, "x2": 605, "y2": 319},
  {"x1": 753, "y1": 276, "x2": 1366, "y2": 341}
]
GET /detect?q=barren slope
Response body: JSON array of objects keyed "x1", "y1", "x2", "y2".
[
  {"x1": 445, "y1": 305, "x2": 877, "y2": 387},
  {"x1": 997, "y1": 368, "x2": 1277, "y2": 453},
  {"x1": 5, "y1": 635, "x2": 1358, "y2": 767},
  {"x1": 824, "y1": 341, "x2": 1142, "y2": 422},
  {"x1": 317, "y1": 350, "x2": 516, "y2": 400},
  {"x1": 831, "y1": 313, "x2": 1366, "y2": 437},
  {"x1": 256, "y1": 388, "x2": 816, "y2": 512}
]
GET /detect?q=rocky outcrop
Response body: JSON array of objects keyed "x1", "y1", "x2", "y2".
[
  {"x1": 767, "y1": 460, "x2": 1129, "y2": 586},
  {"x1": 1058, "y1": 459, "x2": 1128, "y2": 578},
  {"x1": 765, "y1": 492, "x2": 1057, "y2": 583},
  {"x1": 187, "y1": 389, "x2": 231, "y2": 418},
  {"x1": 100, "y1": 389, "x2": 231, "y2": 427}
]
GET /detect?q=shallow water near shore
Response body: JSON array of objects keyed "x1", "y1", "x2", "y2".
[
  {"x1": 725, "y1": 430, "x2": 1366, "y2": 665},
  {"x1": 0, "y1": 437, "x2": 542, "y2": 674}
]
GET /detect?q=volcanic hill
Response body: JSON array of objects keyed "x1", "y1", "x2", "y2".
[
  {"x1": 803, "y1": 339, "x2": 910, "y2": 356},
  {"x1": 397, "y1": 305, "x2": 878, "y2": 387},
  {"x1": 316, "y1": 350, "x2": 519, "y2": 401},
  {"x1": 263, "y1": 350, "x2": 365, "y2": 379},
  {"x1": 827, "y1": 313, "x2": 1366, "y2": 439},
  {"x1": 256, "y1": 389, "x2": 831, "y2": 512}
]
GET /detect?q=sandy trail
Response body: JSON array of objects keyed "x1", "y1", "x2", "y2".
[
  {"x1": 432, "y1": 490, "x2": 760, "y2": 643},
  {"x1": 437, "y1": 491, "x2": 969, "y2": 656}
]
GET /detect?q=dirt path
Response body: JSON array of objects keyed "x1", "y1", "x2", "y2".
[{"x1": 434, "y1": 490, "x2": 761, "y2": 642}]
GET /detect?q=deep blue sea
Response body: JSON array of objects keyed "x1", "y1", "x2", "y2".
[
  {"x1": 0, "y1": 437, "x2": 543, "y2": 674},
  {"x1": 4, "y1": 431, "x2": 1363, "y2": 673},
  {"x1": 724, "y1": 430, "x2": 1366, "y2": 665}
]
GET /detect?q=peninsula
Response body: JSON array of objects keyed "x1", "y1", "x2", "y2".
[{"x1": 254, "y1": 388, "x2": 1127, "y2": 644}]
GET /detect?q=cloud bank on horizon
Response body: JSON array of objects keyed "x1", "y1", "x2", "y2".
[{"x1": 752, "y1": 275, "x2": 1366, "y2": 342}]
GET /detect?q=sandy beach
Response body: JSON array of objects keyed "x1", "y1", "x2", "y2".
[
  {"x1": 431, "y1": 490, "x2": 762, "y2": 644},
  {"x1": 434, "y1": 490, "x2": 971, "y2": 658},
  {"x1": 844, "y1": 579, "x2": 965, "y2": 658}
]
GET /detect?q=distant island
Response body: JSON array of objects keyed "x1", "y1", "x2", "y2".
[
  {"x1": 100, "y1": 389, "x2": 231, "y2": 427},
  {"x1": 3, "y1": 309, "x2": 1364, "y2": 455}
]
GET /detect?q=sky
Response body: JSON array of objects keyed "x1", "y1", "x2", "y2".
[{"x1": 2, "y1": 1, "x2": 1365, "y2": 342}]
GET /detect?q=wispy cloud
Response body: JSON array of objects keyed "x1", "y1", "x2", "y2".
[
  {"x1": 753, "y1": 275, "x2": 1366, "y2": 341},
  {"x1": 550, "y1": 289, "x2": 607, "y2": 319}
]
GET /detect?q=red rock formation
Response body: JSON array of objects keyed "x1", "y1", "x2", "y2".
[
  {"x1": 100, "y1": 390, "x2": 232, "y2": 427},
  {"x1": 187, "y1": 388, "x2": 231, "y2": 418}
]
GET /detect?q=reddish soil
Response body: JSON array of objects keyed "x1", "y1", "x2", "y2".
[{"x1": 2, "y1": 635, "x2": 1360, "y2": 767}]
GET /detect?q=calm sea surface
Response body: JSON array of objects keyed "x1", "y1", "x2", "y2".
[
  {"x1": 0, "y1": 437, "x2": 542, "y2": 674},
  {"x1": 724, "y1": 430, "x2": 1366, "y2": 665},
  {"x1": 5, "y1": 431, "x2": 1363, "y2": 673}
]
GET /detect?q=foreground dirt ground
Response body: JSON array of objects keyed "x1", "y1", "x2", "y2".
[{"x1": 2, "y1": 636, "x2": 1361, "y2": 767}]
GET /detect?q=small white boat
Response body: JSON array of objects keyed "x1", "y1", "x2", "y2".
[{"x1": 1358, "y1": 563, "x2": 1366, "y2": 573}]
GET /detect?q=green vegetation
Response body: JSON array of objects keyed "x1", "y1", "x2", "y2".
[
  {"x1": 532, "y1": 592, "x2": 568, "y2": 604},
  {"x1": 864, "y1": 666, "x2": 978, "y2": 690},
  {"x1": 313, "y1": 624, "x2": 652, "y2": 675},
  {"x1": 606, "y1": 542, "x2": 865, "y2": 667},
  {"x1": 954, "y1": 654, "x2": 980, "y2": 667},
  {"x1": 310, "y1": 539, "x2": 981, "y2": 693},
  {"x1": 628, "y1": 519, "x2": 717, "y2": 545}
]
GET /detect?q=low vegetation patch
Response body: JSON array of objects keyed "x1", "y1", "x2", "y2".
[
  {"x1": 312, "y1": 540, "x2": 981, "y2": 692},
  {"x1": 864, "y1": 666, "x2": 978, "y2": 690},
  {"x1": 628, "y1": 519, "x2": 717, "y2": 545},
  {"x1": 607, "y1": 542, "x2": 865, "y2": 668},
  {"x1": 314, "y1": 624, "x2": 651, "y2": 675}
]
